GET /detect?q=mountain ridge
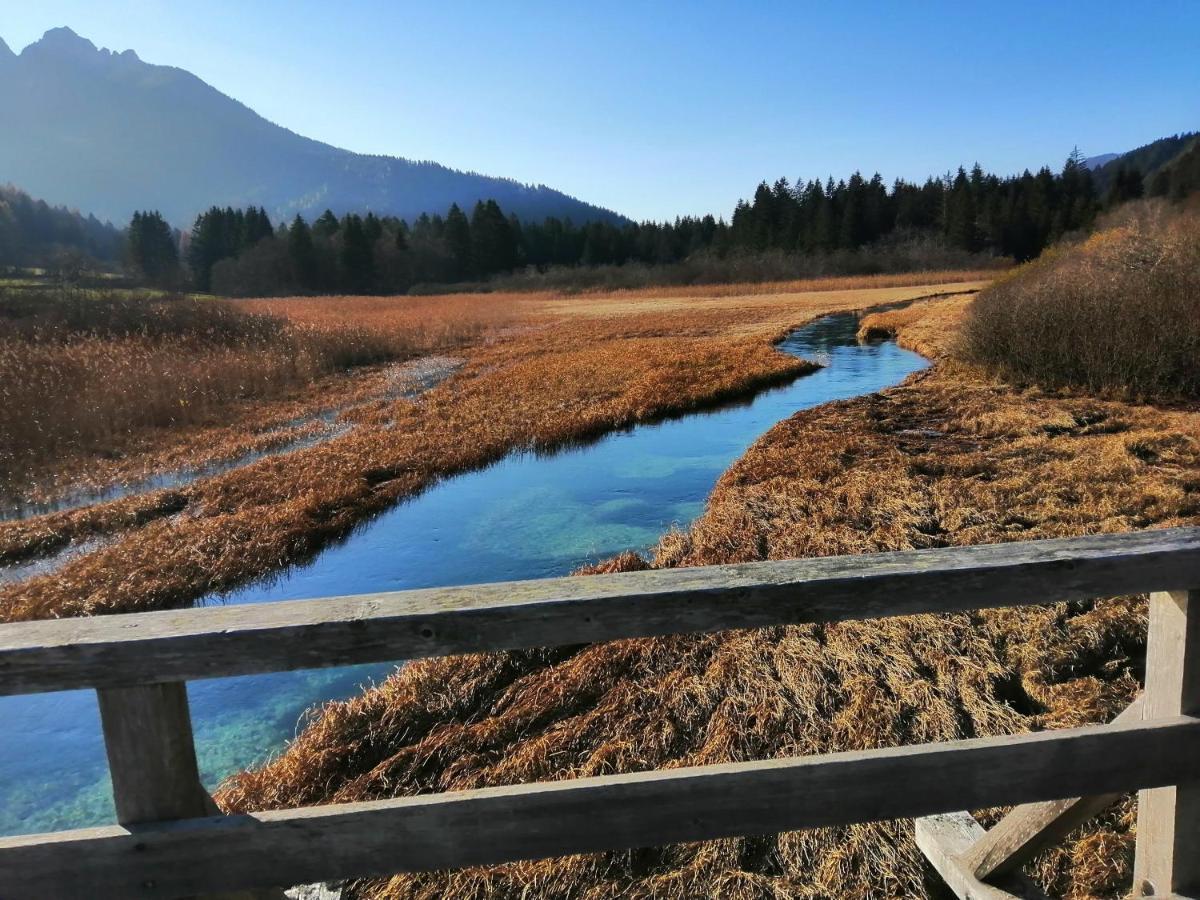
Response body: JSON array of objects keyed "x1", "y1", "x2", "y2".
[
  {"x1": 1082, "y1": 152, "x2": 1120, "y2": 170},
  {"x1": 0, "y1": 28, "x2": 625, "y2": 229},
  {"x1": 1092, "y1": 132, "x2": 1198, "y2": 192}
]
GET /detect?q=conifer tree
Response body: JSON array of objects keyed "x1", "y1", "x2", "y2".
[
  {"x1": 127, "y1": 210, "x2": 179, "y2": 286},
  {"x1": 363, "y1": 212, "x2": 383, "y2": 243},
  {"x1": 287, "y1": 215, "x2": 318, "y2": 290},
  {"x1": 443, "y1": 203, "x2": 472, "y2": 278},
  {"x1": 470, "y1": 199, "x2": 518, "y2": 275},
  {"x1": 339, "y1": 214, "x2": 373, "y2": 292},
  {"x1": 312, "y1": 209, "x2": 340, "y2": 239}
]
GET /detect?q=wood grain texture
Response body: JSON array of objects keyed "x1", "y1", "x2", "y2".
[
  {"x1": 1134, "y1": 590, "x2": 1200, "y2": 897},
  {"x1": 962, "y1": 696, "x2": 1144, "y2": 879},
  {"x1": 2, "y1": 527, "x2": 1198, "y2": 695},
  {"x1": 96, "y1": 682, "x2": 210, "y2": 826},
  {"x1": 96, "y1": 684, "x2": 286, "y2": 900},
  {"x1": 914, "y1": 811, "x2": 1047, "y2": 899},
  {"x1": 3, "y1": 715, "x2": 1199, "y2": 899}
]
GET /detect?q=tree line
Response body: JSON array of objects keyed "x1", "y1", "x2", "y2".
[
  {"x1": 113, "y1": 146, "x2": 1196, "y2": 294},
  {"x1": 730, "y1": 151, "x2": 1101, "y2": 263},
  {"x1": 0, "y1": 184, "x2": 124, "y2": 274}
]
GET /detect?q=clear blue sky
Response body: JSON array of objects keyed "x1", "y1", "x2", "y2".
[{"x1": 4, "y1": 1, "x2": 1198, "y2": 221}]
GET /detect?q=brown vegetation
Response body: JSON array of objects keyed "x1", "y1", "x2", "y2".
[
  {"x1": 218, "y1": 294, "x2": 1199, "y2": 899},
  {"x1": 961, "y1": 201, "x2": 1200, "y2": 401},
  {"x1": 485, "y1": 248, "x2": 1008, "y2": 293},
  {"x1": 0, "y1": 275, "x2": 986, "y2": 620},
  {"x1": 0, "y1": 290, "x2": 509, "y2": 496}
]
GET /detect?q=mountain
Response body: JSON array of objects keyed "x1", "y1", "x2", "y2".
[
  {"x1": 0, "y1": 28, "x2": 625, "y2": 229},
  {"x1": 1091, "y1": 132, "x2": 1198, "y2": 193},
  {"x1": 1083, "y1": 152, "x2": 1120, "y2": 170}
]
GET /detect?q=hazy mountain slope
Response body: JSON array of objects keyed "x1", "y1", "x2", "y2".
[
  {"x1": 0, "y1": 184, "x2": 124, "y2": 267},
  {"x1": 1082, "y1": 152, "x2": 1119, "y2": 170},
  {"x1": 0, "y1": 28, "x2": 624, "y2": 228},
  {"x1": 1092, "y1": 131, "x2": 1198, "y2": 192}
]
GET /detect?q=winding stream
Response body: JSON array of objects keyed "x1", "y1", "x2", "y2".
[{"x1": 0, "y1": 314, "x2": 927, "y2": 837}]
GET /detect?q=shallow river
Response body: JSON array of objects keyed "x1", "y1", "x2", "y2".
[{"x1": 0, "y1": 313, "x2": 927, "y2": 836}]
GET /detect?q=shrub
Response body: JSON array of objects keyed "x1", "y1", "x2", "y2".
[
  {"x1": 488, "y1": 236, "x2": 1004, "y2": 294},
  {"x1": 961, "y1": 201, "x2": 1200, "y2": 401}
]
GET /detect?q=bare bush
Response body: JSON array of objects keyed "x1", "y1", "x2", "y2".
[
  {"x1": 962, "y1": 201, "x2": 1200, "y2": 401},
  {"x1": 483, "y1": 235, "x2": 1005, "y2": 294}
]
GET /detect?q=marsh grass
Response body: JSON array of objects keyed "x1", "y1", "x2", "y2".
[
  {"x1": 216, "y1": 294, "x2": 1199, "y2": 900},
  {"x1": 0, "y1": 289, "x2": 513, "y2": 486},
  {"x1": 0, "y1": 276, "x2": 989, "y2": 620}
]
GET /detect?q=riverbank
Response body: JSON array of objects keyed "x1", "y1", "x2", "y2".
[
  {"x1": 220, "y1": 294, "x2": 1199, "y2": 899},
  {"x1": 0, "y1": 275, "x2": 984, "y2": 622}
]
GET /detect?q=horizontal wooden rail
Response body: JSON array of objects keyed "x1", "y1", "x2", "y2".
[
  {"x1": 956, "y1": 695, "x2": 1144, "y2": 880},
  {"x1": 2, "y1": 527, "x2": 1198, "y2": 695},
  {"x1": 2, "y1": 715, "x2": 1198, "y2": 899}
]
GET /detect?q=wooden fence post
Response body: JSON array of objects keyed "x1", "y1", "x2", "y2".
[
  {"x1": 97, "y1": 682, "x2": 286, "y2": 900},
  {"x1": 1133, "y1": 589, "x2": 1200, "y2": 897},
  {"x1": 97, "y1": 682, "x2": 211, "y2": 825}
]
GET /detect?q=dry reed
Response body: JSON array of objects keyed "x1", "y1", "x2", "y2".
[
  {"x1": 216, "y1": 293, "x2": 1198, "y2": 898},
  {"x1": 0, "y1": 277, "x2": 987, "y2": 618},
  {"x1": 0, "y1": 290, "x2": 516, "y2": 497}
]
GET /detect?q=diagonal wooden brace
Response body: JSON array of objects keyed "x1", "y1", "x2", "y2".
[{"x1": 961, "y1": 696, "x2": 1144, "y2": 881}]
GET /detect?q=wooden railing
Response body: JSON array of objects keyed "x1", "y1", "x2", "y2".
[{"x1": 0, "y1": 528, "x2": 1197, "y2": 899}]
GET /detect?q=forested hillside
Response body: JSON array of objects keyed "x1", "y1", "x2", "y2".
[
  {"x1": 0, "y1": 185, "x2": 123, "y2": 271},
  {"x1": 1092, "y1": 132, "x2": 1198, "y2": 193}
]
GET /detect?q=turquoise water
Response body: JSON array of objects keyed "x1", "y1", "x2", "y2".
[{"x1": 0, "y1": 314, "x2": 927, "y2": 836}]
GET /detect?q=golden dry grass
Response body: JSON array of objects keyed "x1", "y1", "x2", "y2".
[
  {"x1": 554, "y1": 268, "x2": 1004, "y2": 300},
  {"x1": 0, "y1": 274, "x2": 987, "y2": 619},
  {"x1": 217, "y1": 295, "x2": 1199, "y2": 900},
  {"x1": 856, "y1": 292, "x2": 974, "y2": 360},
  {"x1": 1, "y1": 277, "x2": 982, "y2": 508},
  {"x1": 0, "y1": 291, "x2": 512, "y2": 498}
]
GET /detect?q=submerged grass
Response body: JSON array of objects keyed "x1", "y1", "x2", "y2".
[{"x1": 217, "y1": 295, "x2": 1199, "y2": 899}]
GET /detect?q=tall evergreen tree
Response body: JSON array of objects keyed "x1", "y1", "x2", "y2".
[
  {"x1": 312, "y1": 209, "x2": 340, "y2": 239},
  {"x1": 363, "y1": 212, "x2": 384, "y2": 243},
  {"x1": 443, "y1": 203, "x2": 472, "y2": 278},
  {"x1": 287, "y1": 215, "x2": 318, "y2": 290},
  {"x1": 339, "y1": 214, "x2": 374, "y2": 292},
  {"x1": 470, "y1": 200, "x2": 518, "y2": 275},
  {"x1": 127, "y1": 210, "x2": 179, "y2": 286}
]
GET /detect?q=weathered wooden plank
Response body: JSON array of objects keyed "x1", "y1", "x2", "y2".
[
  {"x1": 96, "y1": 682, "x2": 211, "y2": 825},
  {"x1": 914, "y1": 811, "x2": 1047, "y2": 899},
  {"x1": 2, "y1": 528, "x2": 1198, "y2": 696},
  {"x1": 96, "y1": 683, "x2": 286, "y2": 900},
  {"x1": 2, "y1": 715, "x2": 1198, "y2": 899},
  {"x1": 961, "y1": 696, "x2": 1144, "y2": 880},
  {"x1": 1134, "y1": 590, "x2": 1200, "y2": 897}
]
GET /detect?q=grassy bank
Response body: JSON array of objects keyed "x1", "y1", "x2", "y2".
[
  {"x1": 0, "y1": 289, "x2": 507, "y2": 495},
  {"x1": 218, "y1": 295, "x2": 1199, "y2": 899},
  {"x1": 0, "y1": 272, "x2": 986, "y2": 621}
]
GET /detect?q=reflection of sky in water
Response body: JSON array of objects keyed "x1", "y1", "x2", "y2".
[{"x1": 0, "y1": 314, "x2": 928, "y2": 836}]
